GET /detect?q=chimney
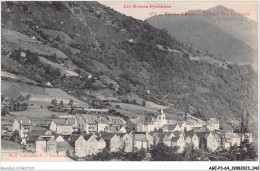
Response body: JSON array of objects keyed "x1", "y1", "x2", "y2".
[{"x1": 20, "y1": 120, "x2": 23, "y2": 124}]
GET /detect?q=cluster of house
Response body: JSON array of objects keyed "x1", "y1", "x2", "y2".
[{"x1": 11, "y1": 109, "x2": 253, "y2": 158}]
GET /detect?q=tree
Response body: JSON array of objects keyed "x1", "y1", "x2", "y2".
[
  {"x1": 184, "y1": 144, "x2": 192, "y2": 161},
  {"x1": 150, "y1": 143, "x2": 184, "y2": 161},
  {"x1": 108, "y1": 109, "x2": 116, "y2": 114},
  {"x1": 25, "y1": 94, "x2": 31, "y2": 101},
  {"x1": 68, "y1": 99, "x2": 74, "y2": 114},
  {"x1": 17, "y1": 95, "x2": 25, "y2": 111},
  {"x1": 9, "y1": 97, "x2": 15, "y2": 111},
  {"x1": 10, "y1": 130, "x2": 21, "y2": 143},
  {"x1": 185, "y1": 110, "x2": 188, "y2": 121},
  {"x1": 55, "y1": 35, "x2": 61, "y2": 42},
  {"x1": 241, "y1": 109, "x2": 249, "y2": 133},
  {"x1": 1, "y1": 106, "x2": 9, "y2": 116},
  {"x1": 92, "y1": 148, "x2": 111, "y2": 161},
  {"x1": 59, "y1": 100, "x2": 64, "y2": 111},
  {"x1": 51, "y1": 98, "x2": 58, "y2": 107},
  {"x1": 131, "y1": 149, "x2": 146, "y2": 161},
  {"x1": 142, "y1": 100, "x2": 146, "y2": 107}
]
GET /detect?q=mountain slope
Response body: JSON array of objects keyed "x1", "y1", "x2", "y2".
[
  {"x1": 1, "y1": 2, "x2": 257, "y2": 131},
  {"x1": 146, "y1": 5, "x2": 257, "y2": 67}
]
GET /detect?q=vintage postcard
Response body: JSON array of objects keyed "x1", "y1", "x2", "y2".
[{"x1": 1, "y1": 1, "x2": 259, "y2": 170}]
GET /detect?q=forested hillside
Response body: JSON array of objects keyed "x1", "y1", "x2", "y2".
[{"x1": 146, "y1": 5, "x2": 257, "y2": 67}]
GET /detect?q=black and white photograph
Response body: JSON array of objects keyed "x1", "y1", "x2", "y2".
[{"x1": 0, "y1": 1, "x2": 258, "y2": 170}]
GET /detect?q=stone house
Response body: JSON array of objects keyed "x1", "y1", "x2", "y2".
[
  {"x1": 190, "y1": 133, "x2": 200, "y2": 150},
  {"x1": 236, "y1": 133, "x2": 245, "y2": 142},
  {"x1": 57, "y1": 141, "x2": 73, "y2": 155},
  {"x1": 96, "y1": 137, "x2": 106, "y2": 152},
  {"x1": 53, "y1": 134, "x2": 73, "y2": 155},
  {"x1": 47, "y1": 137, "x2": 57, "y2": 154},
  {"x1": 192, "y1": 127, "x2": 208, "y2": 132},
  {"x1": 162, "y1": 124, "x2": 182, "y2": 132},
  {"x1": 118, "y1": 133, "x2": 133, "y2": 152},
  {"x1": 128, "y1": 117, "x2": 141, "y2": 131},
  {"x1": 72, "y1": 134, "x2": 98, "y2": 157},
  {"x1": 13, "y1": 117, "x2": 32, "y2": 139},
  {"x1": 35, "y1": 136, "x2": 57, "y2": 154},
  {"x1": 25, "y1": 129, "x2": 52, "y2": 150},
  {"x1": 84, "y1": 134, "x2": 98, "y2": 155},
  {"x1": 95, "y1": 117, "x2": 109, "y2": 133},
  {"x1": 26, "y1": 136, "x2": 38, "y2": 152},
  {"x1": 131, "y1": 132, "x2": 153, "y2": 150},
  {"x1": 206, "y1": 132, "x2": 221, "y2": 152},
  {"x1": 101, "y1": 133, "x2": 123, "y2": 152},
  {"x1": 132, "y1": 134, "x2": 149, "y2": 150},
  {"x1": 171, "y1": 133, "x2": 185, "y2": 153},
  {"x1": 49, "y1": 118, "x2": 76, "y2": 135},
  {"x1": 184, "y1": 131, "x2": 200, "y2": 150},
  {"x1": 225, "y1": 132, "x2": 241, "y2": 146},
  {"x1": 184, "y1": 134, "x2": 192, "y2": 146},
  {"x1": 135, "y1": 118, "x2": 156, "y2": 133},
  {"x1": 106, "y1": 116, "x2": 126, "y2": 130},
  {"x1": 177, "y1": 121, "x2": 187, "y2": 132},
  {"x1": 185, "y1": 119, "x2": 203, "y2": 131},
  {"x1": 118, "y1": 126, "x2": 127, "y2": 133},
  {"x1": 245, "y1": 133, "x2": 253, "y2": 143},
  {"x1": 152, "y1": 132, "x2": 175, "y2": 146},
  {"x1": 75, "y1": 114, "x2": 98, "y2": 134},
  {"x1": 36, "y1": 136, "x2": 47, "y2": 154}
]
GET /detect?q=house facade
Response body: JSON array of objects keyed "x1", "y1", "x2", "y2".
[
  {"x1": 133, "y1": 134, "x2": 149, "y2": 150},
  {"x1": 171, "y1": 133, "x2": 185, "y2": 153},
  {"x1": 49, "y1": 118, "x2": 75, "y2": 135},
  {"x1": 152, "y1": 132, "x2": 175, "y2": 146},
  {"x1": 119, "y1": 133, "x2": 133, "y2": 152},
  {"x1": 206, "y1": 132, "x2": 221, "y2": 152},
  {"x1": 136, "y1": 120, "x2": 156, "y2": 133},
  {"x1": 101, "y1": 133, "x2": 123, "y2": 152},
  {"x1": 35, "y1": 136, "x2": 57, "y2": 154},
  {"x1": 162, "y1": 124, "x2": 182, "y2": 132},
  {"x1": 74, "y1": 134, "x2": 98, "y2": 157},
  {"x1": 97, "y1": 137, "x2": 106, "y2": 152}
]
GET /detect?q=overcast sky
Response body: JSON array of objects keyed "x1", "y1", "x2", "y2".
[{"x1": 100, "y1": 1, "x2": 258, "y2": 22}]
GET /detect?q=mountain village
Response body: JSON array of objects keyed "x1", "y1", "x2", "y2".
[
  {"x1": 5, "y1": 106, "x2": 253, "y2": 159},
  {"x1": 0, "y1": 2, "x2": 257, "y2": 163}
]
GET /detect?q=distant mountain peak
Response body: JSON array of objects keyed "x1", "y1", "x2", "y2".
[
  {"x1": 188, "y1": 5, "x2": 235, "y2": 15},
  {"x1": 207, "y1": 5, "x2": 235, "y2": 13}
]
